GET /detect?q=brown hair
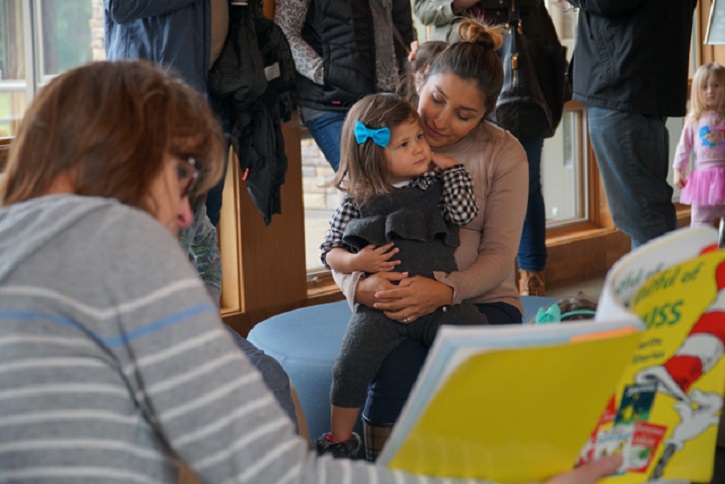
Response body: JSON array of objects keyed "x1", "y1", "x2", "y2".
[
  {"x1": 1, "y1": 60, "x2": 224, "y2": 214},
  {"x1": 426, "y1": 18, "x2": 505, "y2": 118},
  {"x1": 689, "y1": 62, "x2": 725, "y2": 121},
  {"x1": 331, "y1": 93, "x2": 420, "y2": 207}
]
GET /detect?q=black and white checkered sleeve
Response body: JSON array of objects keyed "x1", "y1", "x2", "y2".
[
  {"x1": 440, "y1": 164, "x2": 479, "y2": 225},
  {"x1": 320, "y1": 200, "x2": 360, "y2": 268}
]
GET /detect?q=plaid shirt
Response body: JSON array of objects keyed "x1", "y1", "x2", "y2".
[{"x1": 320, "y1": 164, "x2": 478, "y2": 268}]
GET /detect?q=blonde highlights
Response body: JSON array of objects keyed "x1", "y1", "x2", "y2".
[{"x1": 689, "y1": 62, "x2": 725, "y2": 121}]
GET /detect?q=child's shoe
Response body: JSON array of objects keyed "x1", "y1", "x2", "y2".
[{"x1": 314, "y1": 432, "x2": 361, "y2": 459}]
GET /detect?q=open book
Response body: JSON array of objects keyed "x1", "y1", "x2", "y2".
[{"x1": 377, "y1": 226, "x2": 725, "y2": 483}]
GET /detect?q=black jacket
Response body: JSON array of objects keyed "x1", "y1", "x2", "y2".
[
  {"x1": 209, "y1": 3, "x2": 297, "y2": 225},
  {"x1": 298, "y1": 0, "x2": 415, "y2": 111},
  {"x1": 569, "y1": 0, "x2": 697, "y2": 117}
]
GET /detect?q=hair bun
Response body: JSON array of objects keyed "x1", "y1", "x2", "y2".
[
  {"x1": 453, "y1": 18, "x2": 505, "y2": 51},
  {"x1": 475, "y1": 37, "x2": 495, "y2": 49}
]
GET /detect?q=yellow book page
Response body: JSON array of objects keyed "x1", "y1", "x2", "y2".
[
  {"x1": 590, "y1": 251, "x2": 725, "y2": 484},
  {"x1": 387, "y1": 333, "x2": 642, "y2": 483}
]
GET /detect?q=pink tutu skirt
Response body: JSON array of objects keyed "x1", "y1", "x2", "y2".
[{"x1": 680, "y1": 166, "x2": 725, "y2": 205}]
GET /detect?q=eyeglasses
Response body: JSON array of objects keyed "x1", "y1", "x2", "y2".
[{"x1": 173, "y1": 154, "x2": 200, "y2": 199}]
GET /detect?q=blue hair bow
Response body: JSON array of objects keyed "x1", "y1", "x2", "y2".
[{"x1": 354, "y1": 121, "x2": 390, "y2": 148}]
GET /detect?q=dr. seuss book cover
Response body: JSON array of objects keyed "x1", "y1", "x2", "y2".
[
  {"x1": 377, "y1": 226, "x2": 724, "y2": 484},
  {"x1": 580, "y1": 226, "x2": 725, "y2": 483},
  {"x1": 376, "y1": 312, "x2": 645, "y2": 482}
]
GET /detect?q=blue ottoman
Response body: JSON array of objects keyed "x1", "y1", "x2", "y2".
[{"x1": 247, "y1": 297, "x2": 557, "y2": 447}]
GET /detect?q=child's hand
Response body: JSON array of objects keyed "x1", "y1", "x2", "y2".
[
  {"x1": 408, "y1": 40, "x2": 419, "y2": 62},
  {"x1": 673, "y1": 168, "x2": 687, "y2": 189},
  {"x1": 353, "y1": 243, "x2": 400, "y2": 273},
  {"x1": 429, "y1": 152, "x2": 460, "y2": 172}
]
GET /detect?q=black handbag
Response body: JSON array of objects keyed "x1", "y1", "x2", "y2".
[{"x1": 495, "y1": 0, "x2": 568, "y2": 140}]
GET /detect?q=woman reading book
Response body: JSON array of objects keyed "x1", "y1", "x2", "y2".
[
  {"x1": 333, "y1": 19, "x2": 531, "y2": 459},
  {"x1": 0, "y1": 59, "x2": 621, "y2": 483}
]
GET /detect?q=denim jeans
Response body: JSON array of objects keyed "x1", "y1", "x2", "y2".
[
  {"x1": 588, "y1": 107, "x2": 676, "y2": 249},
  {"x1": 517, "y1": 138, "x2": 547, "y2": 272},
  {"x1": 304, "y1": 111, "x2": 347, "y2": 172},
  {"x1": 362, "y1": 302, "x2": 522, "y2": 425}
]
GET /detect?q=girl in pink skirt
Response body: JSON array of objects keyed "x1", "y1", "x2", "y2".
[{"x1": 673, "y1": 62, "x2": 725, "y2": 227}]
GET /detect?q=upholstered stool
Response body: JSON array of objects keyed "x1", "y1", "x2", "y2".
[{"x1": 247, "y1": 296, "x2": 557, "y2": 448}]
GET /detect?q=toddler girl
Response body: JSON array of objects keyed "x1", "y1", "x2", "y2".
[
  {"x1": 673, "y1": 62, "x2": 725, "y2": 227},
  {"x1": 317, "y1": 93, "x2": 487, "y2": 457}
]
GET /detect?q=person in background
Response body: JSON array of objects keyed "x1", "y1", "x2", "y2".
[
  {"x1": 401, "y1": 39, "x2": 448, "y2": 105},
  {"x1": 672, "y1": 62, "x2": 725, "y2": 228},
  {"x1": 104, "y1": 1, "x2": 299, "y2": 429},
  {"x1": 317, "y1": 93, "x2": 486, "y2": 457},
  {"x1": 563, "y1": 0, "x2": 698, "y2": 249},
  {"x1": 104, "y1": 0, "x2": 229, "y2": 226},
  {"x1": 0, "y1": 59, "x2": 620, "y2": 484},
  {"x1": 275, "y1": 0, "x2": 416, "y2": 171},
  {"x1": 414, "y1": 0, "x2": 563, "y2": 295}
]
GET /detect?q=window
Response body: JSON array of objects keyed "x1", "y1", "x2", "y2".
[
  {"x1": 543, "y1": 107, "x2": 588, "y2": 225},
  {"x1": 0, "y1": 0, "x2": 99, "y2": 138},
  {"x1": 302, "y1": 132, "x2": 336, "y2": 274}
]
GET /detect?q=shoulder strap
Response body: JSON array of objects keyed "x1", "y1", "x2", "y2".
[{"x1": 509, "y1": 0, "x2": 520, "y2": 23}]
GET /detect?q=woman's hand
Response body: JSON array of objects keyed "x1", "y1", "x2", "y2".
[
  {"x1": 408, "y1": 40, "x2": 419, "y2": 62},
  {"x1": 356, "y1": 271, "x2": 409, "y2": 308},
  {"x1": 545, "y1": 455, "x2": 623, "y2": 484},
  {"x1": 372, "y1": 276, "x2": 453, "y2": 323}
]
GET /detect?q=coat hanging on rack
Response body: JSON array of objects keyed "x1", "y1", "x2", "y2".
[{"x1": 209, "y1": 0, "x2": 297, "y2": 225}]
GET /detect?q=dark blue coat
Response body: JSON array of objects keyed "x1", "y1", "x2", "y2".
[{"x1": 104, "y1": 0, "x2": 211, "y2": 94}]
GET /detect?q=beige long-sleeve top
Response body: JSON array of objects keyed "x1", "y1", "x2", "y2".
[{"x1": 334, "y1": 121, "x2": 528, "y2": 317}]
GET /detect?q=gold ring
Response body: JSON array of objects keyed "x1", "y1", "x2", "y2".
[{"x1": 402, "y1": 317, "x2": 410, "y2": 323}]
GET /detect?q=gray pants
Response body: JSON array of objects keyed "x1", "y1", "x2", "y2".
[{"x1": 331, "y1": 304, "x2": 486, "y2": 408}]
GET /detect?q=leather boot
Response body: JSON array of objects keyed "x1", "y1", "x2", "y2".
[{"x1": 519, "y1": 270, "x2": 546, "y2": 296}]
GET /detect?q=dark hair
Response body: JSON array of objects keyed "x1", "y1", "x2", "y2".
[
  {"x1": 1, "y1": 60, "x2": 225, "y2": 213},
  {"x1": 331, "y1": 93, "x2": 420, "y2": 207},
  {"x1": 427, "y1": 18, "x2": 505, "y2": 118},
  {"x1": 556, "y1": 292, "x2": 598, "y2": 321}
]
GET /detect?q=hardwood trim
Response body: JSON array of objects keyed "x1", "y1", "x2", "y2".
[
  {"x1": 220, "y1": 112, "x2": 308, "y2": 336},
  {"x1": 0, "y1": 138, "x2": 10, "y2": 172},
  {"x1": 218, "y1": 151, "x2": 243, "y2": 314}
]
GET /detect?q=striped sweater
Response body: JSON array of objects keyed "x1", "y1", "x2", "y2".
[{"x1": 0, "y1": 195, "x2": 499, "y2": 483}]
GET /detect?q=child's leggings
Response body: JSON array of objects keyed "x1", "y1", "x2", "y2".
[{"x1": 691, "y1": 204, "x2": 725, "y2": 227}]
